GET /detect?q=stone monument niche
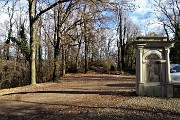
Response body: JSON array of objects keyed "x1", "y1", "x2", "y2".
[{"x1": 134, "y1": 36, "x2": 174, "y2": 97}]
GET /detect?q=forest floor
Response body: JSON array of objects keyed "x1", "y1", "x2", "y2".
[{"x1": 0, "y1": 73, "x2": 179, "y2": 120}]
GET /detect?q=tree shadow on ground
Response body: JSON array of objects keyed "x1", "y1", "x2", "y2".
[
  {"x1": 0, "y1": 99, "x2": 179, "y2": 120},
  {"x1": 2, "y1": 90, "x2": 137, "y2": 97},
  {"x1": 0, "y1": 104, "x2": 74, "y2": 120},
  {"x1": 106, "y1": 83, "x2": 135, "y2": 88},
  {"x1": 62, "y1": 75, "x2": 135, "y2": 81}
]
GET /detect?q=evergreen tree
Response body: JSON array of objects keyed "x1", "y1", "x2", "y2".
[
  {"x1": 170, "y1": 23, "x2": 180, "y2": 64},
  {"x1": 11, "y1": 24, "x2": 30, "y2": 61}
]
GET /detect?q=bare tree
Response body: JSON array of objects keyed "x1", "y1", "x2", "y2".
[
  {"x1": 153, "y1": 0, "x2": 180, "y2": 40},
  {"x1": 52, "y1": 0, "x2": 82, "y2": 80},
  {"x1": 28, "y1": 0, "x2": 71, "y2": 84},
  {"x1": 152, "y1": 0, "x2": 180, "y2": 63},
  {"x1": 115, "y1": 0, "x2": 136, "y2": 72}
]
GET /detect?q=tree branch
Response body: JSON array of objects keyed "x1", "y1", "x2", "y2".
[{"x1": 34, "y1": 0, "x2": 71, "y2": 22}]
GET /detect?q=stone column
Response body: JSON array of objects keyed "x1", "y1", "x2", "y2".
[
  {"x1": 137, "y1": 47, "x2": 143, "y2": 83},
  {"x1": 136, "y1": 46, "x2": 144, "y2": 95},
  {"x1": 139, "y1": 48, "x2": 143, "y2": 83},
  {"x1": 165, "y1": 47, "x2": 173, "y2": 97},
  {"x1": 165, "y1": 48, "x2": 171, "y2": 83}
]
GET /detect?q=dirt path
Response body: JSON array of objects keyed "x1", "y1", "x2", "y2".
[{"x1": 0, "y1": 74, "x2": 179, "y2": 120}]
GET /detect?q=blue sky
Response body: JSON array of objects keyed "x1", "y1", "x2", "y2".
[
  {"x1": 109, "y1": 0, "x2": 165, "y2": 35},
  {"x1": 128, "y1": 0, "x2": 164, "y2": 35}
]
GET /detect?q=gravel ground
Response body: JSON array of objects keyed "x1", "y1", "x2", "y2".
[{"x1": 0, "y1": 73, "x2": 179, "y2": 120}]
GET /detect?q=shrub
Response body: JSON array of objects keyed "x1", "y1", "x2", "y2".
[{"x1": 67, "y1": 64, "x2": 78, "y2": 73}]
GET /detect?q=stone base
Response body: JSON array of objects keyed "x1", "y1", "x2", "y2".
[
  {"x1": 166, "y1": 84, "x2": 173, "y2": 98},
  {"x1": 173, "y1": 85, "x2": 180, "y2": 97},
  {"x1": 137, "y1": 83, "x2": 175, "y2": 97},
  {"x1": 137, "y1": 83, "x2": 165, "y2": 97}
]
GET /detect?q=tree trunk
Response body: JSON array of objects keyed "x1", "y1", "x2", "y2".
[
  {"x1": 121, "y1": 45, "x2": 125, "y2": 70},
  {"x1": 29, "y1": 0, "x2": 37, "y2": 85},
  {"x1": 117, "y1": 42, "x2": 121, "y2": 71},
  {"x1": 75, "y1": 39, "x2": 82, "y2": 71},
  {"x1": 91, "y1": 43, "x2": 95, "y2": 62},
  {"x1": 84, "y1": 33, "x2": 88, "y2": 74},
  {"x1": 5, "y1": 37, "x2": 10, "y2": 60},
  {"x1": 83, "y1": 5, "x2": 88, "y2": 74},
  {"x1": 62, "y1": 45, "x2": 66, "y2": 76},
  {"x1": 117, "y1": 8, "x2": 122, "y2": 71},
  {"x1": 52, "y1": 5, "x2": 61, "y2": 82},
  {"x1": 121, "y1": 17, "x2": 127, "y2": 71},
  {"x1": 52, "y1": 33, "x2": 60, "y2": 82},
  {"x1": 38, "y1": 36, "x2": 42, "y2": 82}
]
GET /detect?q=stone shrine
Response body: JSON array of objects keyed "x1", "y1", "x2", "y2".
[{"x1": 134, "y1": 36, "x2": 174, "y2": 97}]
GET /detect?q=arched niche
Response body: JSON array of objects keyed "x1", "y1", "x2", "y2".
[
  {"x1": 145, "y1": 53, "x2": 161, "y2": 82},
  {"x1": 143, "y1": 50, "x2": 162, "y2": 60}
]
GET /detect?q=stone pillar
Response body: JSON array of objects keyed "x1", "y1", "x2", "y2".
[
  {"x1": 139, "y1": 47, "x2": 143, "y2": 83},
  {"x1": 136, "y1": 46, "x2": 144, "y2": 95},
  {"x1": 165, "y1": 47, "x2": 173, "y2": 97},
  {"x1": 165, "y1": 48, "x2": 171, "y2": 83}
]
